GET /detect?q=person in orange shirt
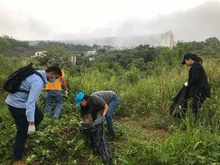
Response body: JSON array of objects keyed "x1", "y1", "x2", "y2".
[{"x1": 45, "y1": 64, "x2": 68, "y2": 120}]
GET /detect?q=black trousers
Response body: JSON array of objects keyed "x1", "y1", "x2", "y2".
[
  {"x1": 183, "y1": 92, "x2": 207, "y2": 116},
  {"x1": 8, "y1": 104, "x2": 44, "y2": 161}
]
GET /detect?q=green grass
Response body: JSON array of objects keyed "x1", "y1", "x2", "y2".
[{"x1": 1, "y1": 58, "x2": 220, "y2": 164}]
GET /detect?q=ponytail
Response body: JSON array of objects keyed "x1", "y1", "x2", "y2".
[
  {"x1": 192, "y1": 54, "x2": 203, "y2": 64},
  {"x1": 196, "y1": 56, "x2": 203, "y2": 64}
]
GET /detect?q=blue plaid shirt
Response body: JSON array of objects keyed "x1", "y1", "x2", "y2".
[{"x1": 5, "y1": 70, "x2": 47, "y2": 122}]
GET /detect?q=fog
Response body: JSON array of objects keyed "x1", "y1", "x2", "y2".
[{"x1": 1, "y1": 1, "x2": 220, "y2": 46}]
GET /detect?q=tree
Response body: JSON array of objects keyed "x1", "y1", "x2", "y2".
[
  {"x1": 134, "y1": 45, "x2": 157, "y2": 63},
  {"x1": 201, "y1": 46, "x2": 216, "y2": 57},
  {"x1": 97, "y1": 48, "x2": 106, "y2": 54},
  {"x1": 205, "y1": 37, "x2": 220, "y2": 48},
  {"x1": 0, "y1": 37, "x2": 10, "y2": 52},
  {"x1": 34, "y1": 43, "x2": 74, "y2": 69},
  {"x1": 129, "y1": 58, "x2": 146, "y2": 71},
  {"x1": 203, "y1": 37, "x2": 220, "y2": 57}
]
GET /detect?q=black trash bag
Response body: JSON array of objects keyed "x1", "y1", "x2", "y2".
[
  {"x1": 170, "y1": 85, "x2": 189, "y2": 118},
  {"x1": 79, "y1": 118, "x2": 112, "y2": 164},
  {"x1": 79, "y1": 123, "x2": 93, "y2": 135}
]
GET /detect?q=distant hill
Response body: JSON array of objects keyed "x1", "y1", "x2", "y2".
[
  {"x1": 64, "y1": 34, "x2": 161, "y2": 47},
  {"x1": 29, "y1": 34, "x2": 161, "y2": 47},
  {"x1": 29, "y1": 41, "x2": 94, "y2": 52}
]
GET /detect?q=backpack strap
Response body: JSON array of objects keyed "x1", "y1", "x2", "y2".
[
  {"x1": 34, "y1": 71, "x2": 46, "y2": 84},
  {"x1": 18, "y1": 70, "x2": 46, "y2": 93}
]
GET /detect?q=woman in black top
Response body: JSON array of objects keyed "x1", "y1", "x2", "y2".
[{"x1": 181, "y1": 53, "x2": 210, "y2": 117}]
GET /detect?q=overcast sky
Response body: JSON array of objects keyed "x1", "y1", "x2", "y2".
[{"x1": 0, "y1": 0, "x2": 219, "y2": 41}]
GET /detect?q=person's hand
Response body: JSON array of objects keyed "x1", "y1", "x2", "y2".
[
  {"x1": 27, "y1": 124, "x2": 36, "y2": 135},
  {"x1": 184, "y1": 82, "x2": 188, "y2": 86},
  {"x1": 65, "y1": 90, "x2": 68, "y2": 96},
  {"x1": 101, "y1": 115, "x2": 106, "y2": 120}
]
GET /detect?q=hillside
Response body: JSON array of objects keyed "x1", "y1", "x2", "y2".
[{"x1": 0, "y1": 37, "x2": 220, "y2": 164}]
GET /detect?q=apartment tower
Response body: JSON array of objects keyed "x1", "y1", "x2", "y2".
[{"x1": 161, "y1": 31, "x2": 174, "y2": 49}]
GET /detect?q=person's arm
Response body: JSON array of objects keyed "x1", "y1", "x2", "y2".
[
  {"x1": 26, "y1": 80, "x2": 44, "y2": 123},
  {"x1": 60, "y1": 76, "x2": 68, "y2": 91},
  {"x1": 84, "y1": 114, "x2": 91, "y2": 123},
  {"x1": 102, "y1": 103, "x2": 108, "y2": 116},
  {"x1": 26, "y1": 77, "x2": 44, "y2": 135},
  {"x1": 94, "y1": 96, "x2": 108, "y2": 116}
]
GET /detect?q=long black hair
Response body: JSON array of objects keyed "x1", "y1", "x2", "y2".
[
  {"x1": 184, "y1": 53, "x2": 203, "y2": 64},
  {"x1": 80, "y1": 94, "x2": 91, "y2": 117},
  {"x1": 191, "y1": 54, "x2": 203, "y2": 64}
]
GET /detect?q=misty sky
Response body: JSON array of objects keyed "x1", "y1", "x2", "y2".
[{"x1": 0, "y1": 0, "x2": 220, "y2": 41}]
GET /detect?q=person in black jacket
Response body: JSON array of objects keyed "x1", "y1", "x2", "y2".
[{"x1": 181, "y1": 53, "x2": 210, "y2": 117}]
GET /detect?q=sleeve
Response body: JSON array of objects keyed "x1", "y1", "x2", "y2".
[
  {"x1": 26, "y1": 79, "x2": 44, "y2": 122},
  {"x1": 94, "y1": 97, "x2": 106, "y2": 109}
]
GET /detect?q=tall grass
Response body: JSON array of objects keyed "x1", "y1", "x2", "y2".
[
  {"x1": 61, "y1": 58, "x2": 220, "y2": 165},
  {"x1": 1, "y1": 56, "x2": 220, "y2": 164},
  {"x1": 117, "y1": 121, "x2": 220, "y2": 165}
]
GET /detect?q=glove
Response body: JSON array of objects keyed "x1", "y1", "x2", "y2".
[
  {"x1": 101, "y1": 115, "x2": 106, "y2": 120},
  {"x1": 27, "y1": 124, "x2": 36, "y2": 135},
  {"x1": 184, "y1": 82, "x2": 188, "y2": 86},
  {"x1": 65, "y1": 90, "x2": 68, "y2": 96}
]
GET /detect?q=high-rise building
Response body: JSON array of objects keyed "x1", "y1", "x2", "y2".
[{"x1": 161, "y1": 31, "x2": 174, "y2": 49}]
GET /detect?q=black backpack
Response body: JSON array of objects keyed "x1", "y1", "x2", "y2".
[{"x1": 3, "y1": 63, "x2": 45, "y2": 93}]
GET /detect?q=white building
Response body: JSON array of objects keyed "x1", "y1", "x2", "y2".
[
  {"x1": 71, "y1": 56, "x2": 76, "y2": 65},
  {"x1": 161, "y1": 31, "x2": 174, "y2": 49},
  {"x1": 34, "y1": 51, "x2": 47, "y2": 57},
  {"x1": 31, "y1": 51, "x2": 47, "y2": 58},
  {"x1": 86, "y1": 50, "x2": 96, "y2": 56},
  {"x1": 89, "y1": 57, "x2": 95, "y2": 61}
]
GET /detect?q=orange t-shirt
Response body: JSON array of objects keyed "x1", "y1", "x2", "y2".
[{"x1": 45, "y1": 70, "x2": 65, "y2": 91}]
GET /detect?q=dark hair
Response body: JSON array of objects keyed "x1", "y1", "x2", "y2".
[
  {"x1": 45, "y1": 66, "x2": 62, "y2": 76},
  {"x1": 191, "y1": 54, "x2": 203, "y2": 64},
  {"x1": 83, "y1": 94, "x2": 90, "y2": 100},
  {"x1": 52, "y1": 63, "x2": 60, "y2": 67},
  {"x1": 80, "y1": 106, "x2": 90, "y2": 117},
  {"x1": 195, "y1": 56, "x2": 203, "y2": 64},
  {"x1": 184, "y1": 53, "x2": 203, "y2": 64},
  {"x1": 80, "y1": 94, "x2": 91, "y2": 117}
]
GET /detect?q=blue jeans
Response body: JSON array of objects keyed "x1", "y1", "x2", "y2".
[
  {"x1": 8, "y1": 104, "x2": 43, "y2": 161},
  {"x1": 91, "y1": 94, "x2": 119, "y2": 133},
  {"x1": 46, "y1": 90, "x2": 62, "y2": 120}
]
